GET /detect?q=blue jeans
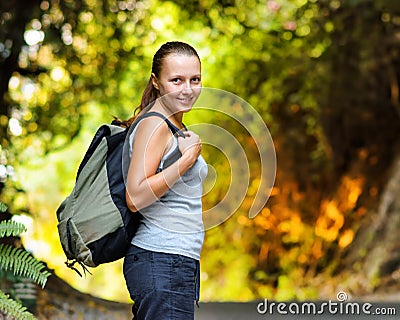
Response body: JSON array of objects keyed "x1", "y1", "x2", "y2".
[{"x1": 123, "y1": 245, "x2": 200, "y2": 320}]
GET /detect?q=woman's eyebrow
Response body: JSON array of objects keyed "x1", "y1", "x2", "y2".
[{"x1": 169, "y1": 73, "x2": 201, "y2": 78}]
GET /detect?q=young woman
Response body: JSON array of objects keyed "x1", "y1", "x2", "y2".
[{"x1": 123, "y1": 41, "x2": 207, "y2": 319}]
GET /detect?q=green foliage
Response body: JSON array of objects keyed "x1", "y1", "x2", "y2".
[
  {"x1": 0, "y1": 203, "x2": 25, "y2": 239},
  {"x1": 0, "y1": 244, "x2": 51, "y2": 289},
  {"x1": 0, "y1": 220, "x2": 27, "y2": 238},
  {"x1": 0, "y1": 203, "x2": 6, "y2": 213},
  {"x1": 0, "y1": 290, "x2": 36, "y2": 320},
  {"x1": 0, "y1": 201, "x2": 51, "y2": 318},
  {"x1": 1, "y1": 0, "x2": 400, "y2": 303}
]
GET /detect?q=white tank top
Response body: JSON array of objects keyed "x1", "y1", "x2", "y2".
[{"x1": 128, "y1": 118, "x2": 208, "y2": 260}]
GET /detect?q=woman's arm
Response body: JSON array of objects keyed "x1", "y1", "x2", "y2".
[{"x1": 125, "y1": 116, "x2": 201, "y2": 212}]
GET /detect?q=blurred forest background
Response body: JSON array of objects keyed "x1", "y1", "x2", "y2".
[{"x1": 1, "y1": 0, "x2": 400, "y2": 313}]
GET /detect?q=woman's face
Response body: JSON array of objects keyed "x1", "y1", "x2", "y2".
[{"x1": 152, "y1": 54, "x2": 202, "y2": 114}]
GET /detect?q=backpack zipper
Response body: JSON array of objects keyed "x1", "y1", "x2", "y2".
[{"x1": 66, "y1": 218, "x2": 74, "y2": 255}]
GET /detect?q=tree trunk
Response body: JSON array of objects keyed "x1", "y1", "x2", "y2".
[
  {"x1": 0, "y1": 0, "x2": 41, "y2": 145},
  {"x1": 339, "y1": 147, "x2": 400, "y2": 298}
]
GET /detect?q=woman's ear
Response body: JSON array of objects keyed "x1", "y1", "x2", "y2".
[{"x1": 151, "y1": 73, "x2": 159, "y2": 90}]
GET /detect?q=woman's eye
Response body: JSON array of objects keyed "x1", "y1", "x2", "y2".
[
  {"x1": 172, "y1": 78, "x2": 181, "y2": 83},
  {"x1": 192, "y1": 78, "x2": 201, "y2": 83}
]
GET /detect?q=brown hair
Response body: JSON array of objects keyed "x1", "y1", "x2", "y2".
[{"x1": 120, "y1": 41, "x2": 200, "y2": 127}]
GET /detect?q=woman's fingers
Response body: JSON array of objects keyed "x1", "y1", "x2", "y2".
[{"x1": 178, "y1": 131, "x2": 202, "y2": 158}]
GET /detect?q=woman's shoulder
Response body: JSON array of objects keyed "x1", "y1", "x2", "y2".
[{"x1": 134, "y1": 114, "x2": 171, "y2": 138}]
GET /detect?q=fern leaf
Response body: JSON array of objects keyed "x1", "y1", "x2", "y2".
[
  {"x1": 1, "y1": 245, "x2": 12, "y2": 270},
  {"x1": 0, "y1": 220, "x2": 27, "y2": 237},
  {"x1": 0, "y1": 289, "x2": 36, "y2": 320},
  {"x1": 0, "y1": 202, "x2": 7, "y2": 213},
  {"x1": 0, "y1": 244, "x2": 51, "y2": 288}
]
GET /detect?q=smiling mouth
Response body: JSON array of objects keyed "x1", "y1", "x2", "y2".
[{"x1": 177, "y1": 97, "x2": 193, "y2": 104}]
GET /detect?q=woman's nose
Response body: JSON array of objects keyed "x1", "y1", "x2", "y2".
[{"x1": 181, "y1": 81, "x2": 193, "y2": 93}]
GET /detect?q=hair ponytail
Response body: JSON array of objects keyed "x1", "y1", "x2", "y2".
[
  {"x1": 140, "y1": 78, "x2": 159, "y2": 112},
  {"x1": 121, "y1": 79, "x2": 158, "y2": 126}
]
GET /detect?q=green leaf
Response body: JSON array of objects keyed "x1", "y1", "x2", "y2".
[
  {"x1": 0, "y1": 202, "x2": 7, "y2": 213},
  {"x1": 0, "y1": 220, "x2": 27, "y2": 237},
  {"x1": 0, "y1": 244, "x2": 51, "y2": 288},
  {"x1": 0, "y1": 289, "x2": 36, "y2": 320}
]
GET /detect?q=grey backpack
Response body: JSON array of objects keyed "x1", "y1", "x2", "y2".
[{"x1": 56, "y1": 112, "x2": 181, "y2": 275}]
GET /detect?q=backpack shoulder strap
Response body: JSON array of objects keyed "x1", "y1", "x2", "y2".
[
  {"x1": 76, "y1": 125, "x2": 112, "y2": 179},
  {"x1": 135, "y1": 111, "x2": 185, "y2": 137},
  {"x1": 132, "y1": 112, "x2": 187, "y2": 173}
]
